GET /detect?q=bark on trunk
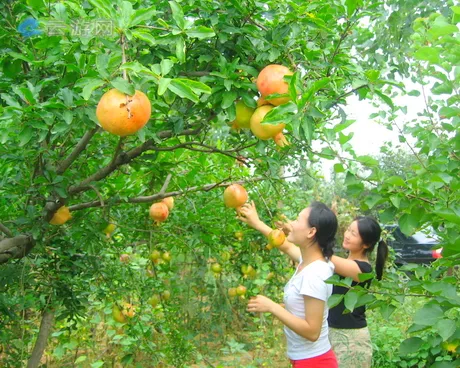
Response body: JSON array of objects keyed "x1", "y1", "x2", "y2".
[{"x1": 27, "y1": 309, "x2": 55, "y2": 368}]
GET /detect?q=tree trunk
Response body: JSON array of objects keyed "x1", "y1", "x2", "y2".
[{"x1": 27, "y1": 309, "x2": 55, "y2": 368}]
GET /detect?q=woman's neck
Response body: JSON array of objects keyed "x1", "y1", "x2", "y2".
[
  {"x1": 347, "y1": 250, "x2": 368, "y2": 262},
  {"x1": 299, "y1": 242, "x2": 325, "y2": 267}
]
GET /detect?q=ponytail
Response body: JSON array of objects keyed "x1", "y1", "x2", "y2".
[{"x1": 375, "y1": 240, "x2": 388, "y2": 280}]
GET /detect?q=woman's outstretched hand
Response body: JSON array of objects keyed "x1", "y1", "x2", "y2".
[
  {"x1": 236, "y1": 201, "x2": 261, "y2": 229},
  {"x1": 247, "y1": 295, "x2": 276, "y2": 314},
  {"x1": 274, "y1": 217, "x2": 293, "y2": 237}
]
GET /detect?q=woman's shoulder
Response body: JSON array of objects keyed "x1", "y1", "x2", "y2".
[
  {"x1": 305, "y1": 260, "x2": 334, "y2": 278},
  {"x1": 354, "y1": 260, "x2": 373, "y2": 273}
]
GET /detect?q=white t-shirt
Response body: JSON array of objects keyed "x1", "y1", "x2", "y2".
[{"x1": 283, "y1": 258, "x2": 334, "y2": 360}]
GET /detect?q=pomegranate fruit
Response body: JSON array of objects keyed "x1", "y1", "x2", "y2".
[
  {"x1": 233, "y1": 100, "x2": 255, "y2": 129},
  {"x1": 96, "y1": 89, "x2": 151, "y2": 136},
  {"x1": 250, "y1": 105, "x2": 285, "y2": 140},
  {"x1": 149, "y1": 202, "x2": 169, "y2": 222},
  {"x1": 161, "y1": 197, "x2": 174, "y2": 210},
  {"x1": 223, "y1": 184, "x2": 248, "y2": 208},
  {"x1": 49, "y1": 206, "x2": 72, "y2": 225},
  {"x1": 236, "y1": 285, "x2": 247, "y2": 296},
  {"x1": 256, "y1": 64, "x2": 293, "y2": 106},
  {"x1": 268, "y1": 229, "x2": 286, "y2": 248},
  {"x1": 112, "y1": 305, "x2": 126, "y2": 323}
]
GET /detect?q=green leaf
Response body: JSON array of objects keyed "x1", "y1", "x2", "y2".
[
  {"x1": 174, "y1": 79, "x2": 211, "y2": 95},
  {"x1": 399, "y1": 214, "x2": 419, "y2": 236},
  {"x1": 386, "y1": 176, "x2": 406, "y2": 186},
  {"x1": 160, "y1": 59, "x2": 174, "y2": 76},
  {"x1": 364, "y1": 193, "x2": 382, "y2": 209},
  {"x1": 435, "y1": 319, "x2": 456, "y2": 341},
  {"x1": 75, "y1": 355, "x2": 87, "y2": 364},
  {"x1": 357, "y1": 155, "x2": 379, "y2": 167},
  {"x1": 130, "y1": 6, "x2": 157, "y2": 27},
  {"x1": 345, "y1": 0, "x2": 358, "y2": 17},
  {"x1": 158, "y1": 78, "x2": 171, "y2": 96},
  {"x1": 327, "y1": 294, "x2": 344, "y2": 309},
  {"x1": 169, "y1": 1, "x2": 185, "y2": 30},
  {"x1": 334, "y1": 163, "x2": 345, "y2": 173},
  {"x1": 413, "y1": 47, "x2": 441, "y2": 64},
  {"x1": 413, "y1": 303, "x2": 444, "y2": 326},
  {"x1": 168, "y1": 79, "x2": 198, "y2": 103},
  {"x1": 439, "y1": 106, "x2": 460, "y2": 118},
  {"x1": 408, "y1": 90, "x2": 421, "y2": 96},
  {"x1": 175, "y1": 36, "x2": 186, "y2": 63},
  {"x1": 87, "y1": 0, "x2": 114, "y2": 19},
  {"x1": 344, "y1": 291, "x2": 358, "y2": 312},
  {"x1": 186, "y1": 26, "x2": 216, "y2": 39},
  {"x1": 27, "y1": 0, "x2": 46, "y2": 12},
  {"x1": 118, "y1": 1, "x2": 134, "y2": 29},
  {"x1": 76, "y1": 78, "x2": 105, "y2": 100},
  {"x1": 96, "y1": 54, "x2": 110, "y2": 79},
  {"x1": 400, "y1": 337, "x2": 424, "y2": 356},
  {"x1": 374, "y1": 90, "x2": 394, "y2": 110},
  {"x1": 428, "y1": 16, "x2": 458, "y2": 38},
  {"x1": 333, "y1": 119, "x2": 355, "y2": 133},
  {"x1": 357, "y1": 273, "x2": 374, "y2": 282},
  {"x1": 390, "y1": 195, "x2": 401, "y2": 209},
  {"x1": 110, "y1": 78, "x2": 135, "y2": 96},
  {"x1": 19, "y1": 127, "x2": 34, "y2": 147},
  {"x1": 451, "y1": 6, "x2": 460, "y2": 15},
  {"x1": 299, "y1": 78, "x2": 330, "y2": 106},
  {"x1": 435, "y1": 209, "x2": 460, "y2": 225},
  {"x1": 263, "y1": 102, "x2": 297, "y2": 125},
  {"x1": 132, "y1": 30, "x2": 156, "y2": 46},
  {"x1": 221, "y1": 90, "x2": 237, "y2": 109}
]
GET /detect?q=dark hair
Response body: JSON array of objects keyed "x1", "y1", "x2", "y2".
[
  {"x1": 308, "y1": 201, "x2": 338, "y2": 259},
  {"x1": 355, "y1": 217, "x2": 389, "y2": 280}
]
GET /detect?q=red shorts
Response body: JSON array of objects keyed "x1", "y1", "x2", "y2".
[{"x1": 290, "y1": 349, "x2": 338, "y2": 368}]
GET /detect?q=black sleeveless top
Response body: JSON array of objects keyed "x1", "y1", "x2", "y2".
[{"x1": 328, "y1": 260, "x2": 372, "y2": 329}]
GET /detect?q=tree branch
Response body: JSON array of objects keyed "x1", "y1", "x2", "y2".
[
  {"x1": 27, "y1": 309, "x2": 55, "y2": 368},
  {"x1": 0, "y1": 223, "x2": 13, "y2": 237},
  {"x1": 0, "y1": 235, "x2": 35, "y2": 264},
  {"x1": 326, "y1": 18, "x2": 355, "y2": 77},
  {"x1": 56, "y1": 127, "x2": 100, "y2": 175},
  {"x1": 69, "y1": 174, "x2": 299, "y2": 211},
  {"x1": 159, "y1": 174, "x2": 172, "y2": 195},
  {"x1": 67, "y1": 127, "x2": 203, "y2": 195}
]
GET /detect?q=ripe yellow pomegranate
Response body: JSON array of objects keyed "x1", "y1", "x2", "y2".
[
  {"x1": 250, "y1": 105, "x2": 285, "y2": 140},
  {"x1": 149, "y1": 250, "x2": 161, "y2": 262},
  {"x1": 223, "y1": 184, "x2": 248, "y2": 208},
  {"x1": 228, "y1": 288, "x2": 237, "y2": 297},
  {"x1": 112, "y1": 305, "x2": 126, "y2": 323},
  {"x1": 149, "y1": 202, "x2": 169, "y2": 222},
  {"x1": 256, "y1": 64, "x2": 293, "y2": 106},
  {"x1": 121, "y1": 302, "x2": 135, "y2": 318},
  {"x1": 96, "y1": 89, "x2": 151, "y2": 136},
  {"x1": 233, "y1": 100, "x2": 255, "y2": 129},
  {"x1": 268, "y1": 229, "x2": 286, "y2": 248},
  {"x1": 161, "y1": 197, "x2": 174, "y2": 211},
  {"x1": 49, "y1": 206, "x2": 72, "y2": 225},
  {"x1": 236, "y1": 285, "x2": 247, "y2": 296},
  {"x1": 148, "y1": 295, "x2": 161, "y2": 308}
]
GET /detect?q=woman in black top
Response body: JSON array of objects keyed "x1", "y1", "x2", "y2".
[
  {"x1": 328, "y1": 217, "x2": 388, "y2": 368},
  {"x1": 237, "y1": 203, "x2": 388, "y2": 368}
]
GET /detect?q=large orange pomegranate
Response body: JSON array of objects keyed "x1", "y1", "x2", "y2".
[
  {"x1": 223, "y1": 184, "x2": 248, "y2": 208},
  {"x1": 149, "y1": 202, "x2": 169, "y2": 222},
  {"x1": 256, "y1": 64, "x2": 293, "y2": 106},
  {"x1": 250, "y1": 105, "x2": 285, "y2": 140},
  {"x1": 96, "y1": 89, "x2": 151, "y2": 136}
]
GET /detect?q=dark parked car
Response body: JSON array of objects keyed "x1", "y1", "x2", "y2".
[{"x1": 384, "y1": 225, "x2": 443, "y2": 265}]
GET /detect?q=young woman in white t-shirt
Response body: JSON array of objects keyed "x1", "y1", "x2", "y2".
[{"x1": 241, "y1": 201, "x2": 339, "y2": 368}]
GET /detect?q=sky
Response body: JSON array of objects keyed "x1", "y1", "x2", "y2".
[{"x1": 316, "y1": 79, "x2": 428, "y2": 180}]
